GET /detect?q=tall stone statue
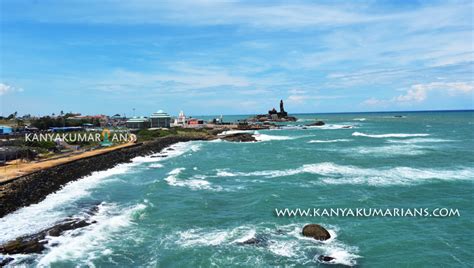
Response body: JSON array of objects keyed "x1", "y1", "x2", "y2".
[{"x1": 280, "y1": 99, "x2": 285, "y2": 113}]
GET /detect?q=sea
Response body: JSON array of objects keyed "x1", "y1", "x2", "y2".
[{"x1": 1, "y1": 111, "x2": 473, "y2": 267}]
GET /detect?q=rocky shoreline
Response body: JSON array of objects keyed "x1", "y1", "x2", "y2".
[{"x1": 0, "y1": 135, "x2": 211, "y2": 218}]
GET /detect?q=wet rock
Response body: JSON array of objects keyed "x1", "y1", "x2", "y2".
[
  {"x1": 238, "y1": 235, "x2": 267, "y2": 247},
  {"x1": 302, "y1": 224, "x2": 331, "y2": 241},
  {"x1": 0, "y1": 256, "x2": 14, "y2": 266},
  {"x1": 220, "y1": 133, "x2": 256, "y2": 142},
  {"x1": 318, "y1": 255, "x2": 335, "y2": 262},
  {"x1": 307, "y1": 121, "x2": 325, "y2": 126},
  {"x1": 0, "y1": 218, "x2": 96, "y2": 255}
]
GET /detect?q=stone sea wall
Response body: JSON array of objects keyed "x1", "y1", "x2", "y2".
[{"x1": 0, "y1": 135, "x2": 209, "y2": 218}]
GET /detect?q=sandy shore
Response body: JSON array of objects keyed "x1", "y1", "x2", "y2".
[{"x1": 0, "y1": 142, "x2": 137, "y2": 184}]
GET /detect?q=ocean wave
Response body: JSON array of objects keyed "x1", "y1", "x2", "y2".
[
  {"x1": 36, "y1": 202, "x2": 147, "y2": 266},
  {"x1": 213, "y1": 162, "x2": 473, "y2": 186},
  {"x1": 133, "y1": 142, "x2": 201, "y2": 163},
  {"x1": 344, "y1": 145, "x2": 426, "y2": 156},
  {"x1": 173, "y1": 223, "x2": 359, "y2": 266},
  {"x1": 352, "y1": 118, "x2": 366, "y2": 121},
  {"x1": 164, "y1": 168, "x2": 221, "y2": 191},
  {"x1": 253, "y1": 133, "x2": 293, "y2": 141},
  {"x1": 0, "y1": 162, "x2": 136, "y2": 243},
  {"x1": 217, "y1": 130, "x2": 253, "y2": 136},
  {"x1": 308, "y1": 139, "x2": 351, "y2": 143},
  {"x1": 352, "y1": 132, "x2": 429, "y2": 138},
  {"x1": 309, "y1": 124, "x2": 355, "y2": 130},
  {"x1": 386, "y1": 138, "x2": 455, "y2": 144},
  {"x1": 149, "y1": 163, "x2": 164, "y2": 168}
]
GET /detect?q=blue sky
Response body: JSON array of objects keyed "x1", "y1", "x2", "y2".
[{"x1": 0, "y1": 0, "x2": 473, "y2": 117}]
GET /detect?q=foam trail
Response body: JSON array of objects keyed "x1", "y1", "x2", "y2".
[
  {"x1": 352, "y1": 132, "x2": 429, "y2": 138},
  {"x1": 164, "y1": 168, "x2": 220, "y2": 191},
  {"x1": 133, "y1": 142, "x2": 201, "y2": 163},
  {"x1": 309, "y1": 124, "x2": 354, "y2": 130},
  {"x1": 308, "y1": 139, "x2": 351, "y2": 143},
  {"x1": 386, "y1": 138, "x2": 455, "y2": 144},
  {"x1": 213, "y1": 163, "x2": 474, "y2": 186},
  {"x1": 253, "y1": 133, "x2": 293, "y2": 141}
]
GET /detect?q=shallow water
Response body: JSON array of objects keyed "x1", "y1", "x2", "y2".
[{"x1": 1, "y1": 111, "x2": 473, "y2": 267}]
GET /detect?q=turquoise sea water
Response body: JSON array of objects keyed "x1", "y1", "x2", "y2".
[{"x1": 1, "y1": 111, "x2": 473, "y2": 267}]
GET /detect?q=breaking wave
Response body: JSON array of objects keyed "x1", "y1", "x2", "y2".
[
  {"x1": 352, "y1": 132, "x2": 429, "y2": 138},
  {"x1": 308, "y1": 139, "x2": 351, "y2": 143},
  {"x1": 309, "y1": 124, "x2": 355, "y2": 130},
  {"x1": 164, "y1": 168, "x2": 221, "y2": 191},
  {"x1": 36, "y1": 202, "x2": 147, "y2": 266},
  {"x1": 253, "y1": 133, "x2": 293, "y2": 141},
  {"x1": 213, "y1": 162, "x2": 473, "y2": 186},
  {"x1": 133, "y1": 142, "x2": 201, "y2": 163},
  {"x1": 386, "y1": 138, "x2": 455, "y2": 144}
]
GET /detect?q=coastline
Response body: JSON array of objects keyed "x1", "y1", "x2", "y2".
[{"x1": 0, "y1": 135, "x2": 211, "y2": 218}]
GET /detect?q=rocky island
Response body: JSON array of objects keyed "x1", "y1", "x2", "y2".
[{"x1": 249, "y1": 99, "x2": 297, "y2": 122}]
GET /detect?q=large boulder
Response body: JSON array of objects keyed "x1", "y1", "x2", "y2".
[
  {"x1": 307, "y1": 121, "x2": 325, "y2": 126},
  {"x1": 220, "y1": 133, "x2": 256, "y2": 142},
  {"x1": 302, "y1": 224, "x2": 331, "y2": 241}
]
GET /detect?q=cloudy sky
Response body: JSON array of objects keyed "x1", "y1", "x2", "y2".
[{"x1": 0, "y1": 0, "x2": 473, "y2": 116}]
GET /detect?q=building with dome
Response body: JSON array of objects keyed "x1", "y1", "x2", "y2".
[{"x1": 150, "y1": 110, "x2": 171, "y2": 128}]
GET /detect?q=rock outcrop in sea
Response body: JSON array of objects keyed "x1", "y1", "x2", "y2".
[
  {"x1": 302, "y1": 224, "x2": 331, "y2": 241},
  {"x1": 248, "y1": 99, "x2": 297, "y2": 122}
]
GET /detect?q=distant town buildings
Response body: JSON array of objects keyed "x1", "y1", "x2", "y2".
[{"x1": 150, "y1": 110, "x2": 171, "y2": 128}]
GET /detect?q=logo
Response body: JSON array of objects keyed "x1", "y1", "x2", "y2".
[{"x1": 100, "y1": 128, "x2": 113, "y2": 146}]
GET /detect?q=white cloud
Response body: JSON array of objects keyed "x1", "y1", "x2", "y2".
[
  {"x1": 0, "y1": 83, "x2": 23, "y2": 95},
  {"x1": 395, "y1": 82, "x2": 474, "y2": 103},
  {"x1": 362, "y1": 82, "x2": 474, "y2": 107}
]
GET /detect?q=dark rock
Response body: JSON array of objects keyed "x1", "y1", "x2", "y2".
[
  {"x1": 302, "y1": 224, "x2": 331, "y2": 241},
  {"x1": 0, "y1": 256, "x2": 14, "y2": 266},
  {"x1": 220, "y1": 133, "x2": 256, "y2": 142},
  {"x1": 307, "y1": 121, "x2": 325, "y2": 126},
  {"x1": 0, "y1": 217, "x2": 96, "y2": 255},
  {"x1": 237, "y1": 235, "x2": 267, "y2": 247},
  {"x1": 318, "y1": 255, "x2": 335, "y2": 262}
]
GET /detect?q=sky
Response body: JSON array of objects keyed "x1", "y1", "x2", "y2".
[{"x1": 0, "y1": 0, "x2": 473, "y2": 117}]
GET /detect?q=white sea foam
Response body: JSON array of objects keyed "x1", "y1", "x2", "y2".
[
  {"x1": 345, "y1": 145, "x2": 426, "y2": 156},
  {"x1": 353, "y1": 118, "x2": 366, "y2": 121},
  {"x1": 352, "y1": 132, "x2": 429, "y2": 138},
  {"x1": 308, "y1": 139, "x2": 351, "y2": 143},
  {"x1": 212, "y1": 162, "x2": 473, "y2": 186},
  {"x1": 0, "y1": 162, "x2": 136, "y2": 243},
  {"x1": 253, "y1": 133, "x2": 293, "y2": 141},
  {"x1": 309, "y1": 124, "x2": 355, "y2": 130},
  {"x1": 36, "y1": 202, "x2": 147, "y2": 266},
  {"x1": 149, "y1": 163, "x2": 164, "y2": 168},
  {"x1": 386, "y1": 138, "x2": 455, "y2": 144},
  {"x1": 217, "y1": 130, "x2": 253, "y2": 136},
  {"x1": 174, "y1": 223, "x2": 359, "y2": 266},
  {"x1": 164, "y1": 168, "x2": 220, "y2": 191},
  {"x1": 133, "y1": 142, "x2": 201, "y2": 163}
]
